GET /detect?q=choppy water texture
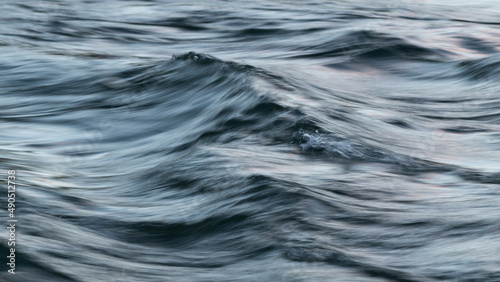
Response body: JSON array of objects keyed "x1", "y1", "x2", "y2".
[{"x1": 1, "y1": 0, "x2": 500, "y2": 281}]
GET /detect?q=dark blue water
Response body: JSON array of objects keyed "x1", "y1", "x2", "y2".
[{"x1": 1, "y1": 1, "x2": 500, "y2": 281}]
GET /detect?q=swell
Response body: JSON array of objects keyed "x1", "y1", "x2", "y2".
[
  {"x1": 156, "y1": 53, "x2": 498, "y2": 182},
  {"x1": 3, "y1": 51, "x2": 495, "y2": 183},
  {"x1": 5, "y1": 47, "x2": 500, "y2": 282}
]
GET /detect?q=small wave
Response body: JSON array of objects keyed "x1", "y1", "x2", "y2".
[
  {"x1": 293, "y1": 30, "x2": 446, "y2": 61},
  {"x1": 456, "y1": 55, "x2": 500, "y2": 80}
]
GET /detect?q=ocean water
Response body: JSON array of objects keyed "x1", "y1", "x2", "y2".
[{"x1": 1, "y1": 1, "x2": 500, "y2": 281}]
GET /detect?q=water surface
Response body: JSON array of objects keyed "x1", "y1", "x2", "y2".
[{"x1": 1, "y1": 1, "x2": 500, "y2": 281}]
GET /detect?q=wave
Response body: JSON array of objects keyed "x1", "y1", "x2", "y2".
[
  {"x1": 456, "y1": 55, "x2": 500, "y2": 80},
  {"x1": 292, "y1": 30, "x2": 447, "y2": 61},
  {"x1": 3, "y1": 37, "x2": 500, "y2": 281}
]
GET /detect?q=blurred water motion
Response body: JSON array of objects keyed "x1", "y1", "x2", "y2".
[{"x1": 1, "y1": 1, "x2": 500, "y2": 281}]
